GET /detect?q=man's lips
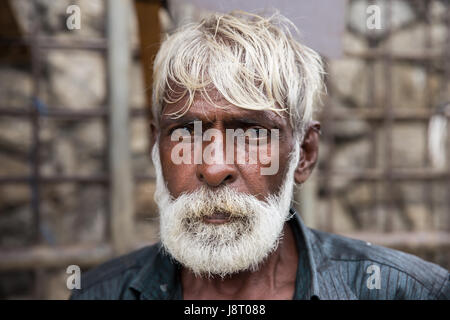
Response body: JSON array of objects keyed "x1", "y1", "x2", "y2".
[{"x1": 202, "y1": 212, "x2": 231, "y2": 224}]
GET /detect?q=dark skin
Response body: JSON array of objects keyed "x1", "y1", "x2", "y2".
[{"x1": 150, "y1": 92, "x2": 320, "y2": 299}]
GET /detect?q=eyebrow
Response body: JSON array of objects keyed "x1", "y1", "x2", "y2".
[
  {"x1": 160, "y1": 109, "x2": 286, "y2": 128},
  {"x1": 223, "y1": 117, "x2": 281, "y2": 128},
  {"x1": 160, "y1": 115, "x2": 202, "y2": 126}
]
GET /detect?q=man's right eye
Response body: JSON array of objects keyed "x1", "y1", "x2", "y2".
[
  {"x1": 169, "y1": 124, "x2": 195, "y2": 135},
  {"x1": 169, "y1": 125, "x2": 201, "y2": 141}
]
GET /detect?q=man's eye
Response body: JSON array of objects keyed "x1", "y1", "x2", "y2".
[
  {"x1": 246, "y1": 127, "x2": 267, "y2": 139},
  {"x1": 170, "y1": 125, "x2": 195, "y2": 135},
  {"x1": 182, "y1": 125, "x2": 195, "y2": 133}
]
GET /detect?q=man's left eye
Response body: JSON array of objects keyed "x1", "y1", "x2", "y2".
[{"x1": 246, "y1": 127, "x2": 267, "y2": 139}]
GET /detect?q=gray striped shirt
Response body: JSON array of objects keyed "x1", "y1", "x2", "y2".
[{"x1": 70, "y1": 209, "x2": 449, "y2": 300}]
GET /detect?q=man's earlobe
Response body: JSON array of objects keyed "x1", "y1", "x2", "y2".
[{"x1": 294, "y1": 122, "x2": 320, "y2": 184}]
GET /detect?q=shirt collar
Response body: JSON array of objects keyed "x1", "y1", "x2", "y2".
[
  {"x1": 129, "y1": 244, "x2": 183, "y2": 300},
  {"x1": 289, "y1": 208, "x2": 322, "y2": 299},
  {"x1": 130, "y1": 208, "x2": 323, "y2": 300}
]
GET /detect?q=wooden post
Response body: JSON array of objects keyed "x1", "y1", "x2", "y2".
[
  {"x1": 134, "y1": 0, "x2": 161, "y2": 120},
  {"x1": 107, "y1": 0, "x2": 134, "y2": 254}
]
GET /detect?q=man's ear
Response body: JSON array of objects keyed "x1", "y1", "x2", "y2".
[{"x1": 294, "y1": 121, "x2": 320, "y2": 184}]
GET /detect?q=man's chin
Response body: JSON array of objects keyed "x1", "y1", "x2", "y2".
[
  {"x1": 160, "y1": 221, "x2": 284, "y2": 278},
  {"x1": 166, "y1": 247, "x2": 268, "y2": 279}
]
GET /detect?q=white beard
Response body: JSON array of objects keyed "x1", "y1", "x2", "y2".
[{"x1": 151, "y1": 141, "x2": 300, "y2": 278}]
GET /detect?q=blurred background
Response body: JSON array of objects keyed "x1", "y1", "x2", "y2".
[{"x1": 0, "y1": 0, "x2": 449, "y2": 299}]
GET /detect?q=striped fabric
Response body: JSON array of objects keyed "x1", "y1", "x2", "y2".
[{"x1": 70, "y1": 209, "x2": 449, "y2": 300}]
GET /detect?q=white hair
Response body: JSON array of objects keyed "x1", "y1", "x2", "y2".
[{"x1": 152, "y1": 11, "x2": 325, "y2": 140}]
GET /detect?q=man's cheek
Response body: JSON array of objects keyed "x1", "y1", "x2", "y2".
[
  {"x1": 258, "y1": 140, "x2": 280, "y2": 176},
  {"x1": 164, "y1": 165, "x2": 197, "y2": 197},
  {"x1": 235, "y1": 164, "x2": 267, "y2": 199},
  {"x1": 168, "y1": 130, "x2": 193, "y2": 165},
  {"x1": 160, "y1": 151, "x2": 196, "y2": 197}
]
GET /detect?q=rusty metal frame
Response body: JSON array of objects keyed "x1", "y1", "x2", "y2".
[
  {"x1": 321, "y1": 0, "x2": 450, "y2": 238},
  {"x1": 0, "y1": 0, "x2": 449, "y2": 296},
  {"x1": 0, "y1": 0, "x2": 154, "y2": 297}
]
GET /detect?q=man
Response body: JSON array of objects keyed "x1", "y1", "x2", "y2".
[{"x1": 71, "y1": 11, "x2": 449, "y2": 300}]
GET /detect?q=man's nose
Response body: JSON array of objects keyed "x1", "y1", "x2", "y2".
[
  {"x1": 196, "y1": 162, "x2": 237, "y2": 187},
  {"x1": 195, "y1": 134, "x2": 238, "y2": 187}
]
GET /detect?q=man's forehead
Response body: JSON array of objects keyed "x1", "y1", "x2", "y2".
[{"x1": 161, "y1": 94, "x2": 289, "y2": 127}]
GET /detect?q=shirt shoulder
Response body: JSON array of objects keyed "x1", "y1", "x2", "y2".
[
  {"x1": 69, "y1": 243, "x2": 161, "y2": 300},
  {"x1": 306, "y1": 228, "x2": 449, "y2": 300}
]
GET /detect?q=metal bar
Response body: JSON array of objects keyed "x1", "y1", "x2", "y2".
[
  {"x1": 108, "y1": 0, "x2": 134, "y2": 255},
  {"x1": 423, "y1": 0, "x2": 434, "y2": 228},
  {"x1": 344, "y1": 50, "x2": 444, "y2": 62},
  {"x1": 0, "y1": 107, "x2": 108, "y2": 118},
  {"x1": 0, "y1": 36, "x2": 107, "y2": 51},
  {"x1": 366, "y1": 0, "x2": 379, "y2": 231},
  {"x1": 102, "y1": 4, "x2": 112, "y2": 244},
  {"x1": 382, "y1": 0, "x2": 394, "y2": 232},
  {"x1": 1, "y1": 106, "x2": 442, "y2": 121},
  {"x1": 445, "y1": 1, "x2": 450, "y2": 232},
  {"x1": 0, "y1": 175, "x2": 108, "y2": 184},
  {"x1": 1, "y1": 233, "x2": 449, "y2": 271},
  {"x1": 0, "y1": 244, "x2": 114, "y2": 271},
  {"x1": 0, "y1": 107, "x2": 148, "y2": 118},
  {"x1": 324, "y1": 168, "x2": 450, "y2": 181},
  {"x1": 318, "y1": 108, "x2": 449, "y2": 121},
  {"x1": 340, "y1": 231, "x2": 450, "y2": 251},
  {"x1": 30, "y1": 1, "x2": 43, "y2": 298},
  {"x1": 0, "y1": 174, "x2": 155, "y2": 184},
  {"x1": 30, "y1": 7, "x2": 41, "y2": 244}
]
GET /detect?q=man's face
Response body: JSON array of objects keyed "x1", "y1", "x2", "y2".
[
  {"x1": 158, "y1": 93, "x2": 296, "y2": 201},
  {"x1": 151, "y1": 91, "x2": 303, "y2": 277}
]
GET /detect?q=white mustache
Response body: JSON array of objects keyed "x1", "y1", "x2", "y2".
[{"x1": 170, "y1": 185, "x2": 269, "y2": 221}]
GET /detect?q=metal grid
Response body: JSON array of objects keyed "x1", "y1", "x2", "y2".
[
  {"x1": 0, "y1": 1, "x2": 154, "y2": 296},
  {"x1": 0, "y1": 0, "x2": 448, "y2": 296},
  {"x1": 319, "y1": 0, "x2": 450, "y2": 251}
]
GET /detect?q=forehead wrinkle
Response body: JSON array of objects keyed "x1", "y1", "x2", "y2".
[{"x1": 162, "y1": 95, "x2": 289, "y2": 128}]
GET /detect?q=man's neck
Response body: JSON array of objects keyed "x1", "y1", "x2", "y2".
[{"x1": 181, "y1": 222, "x2": 299, "y2": 300}]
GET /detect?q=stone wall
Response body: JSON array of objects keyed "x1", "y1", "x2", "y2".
[
  {"x1": 0, "y1": 0, "x2": 448, "y2": 299},
  {"x1": 321, "y1": 0, "x2": 449, "y2": 235}
]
